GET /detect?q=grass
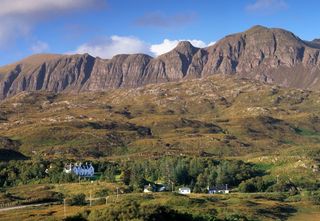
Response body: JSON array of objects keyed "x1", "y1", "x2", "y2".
[{"x1": 1, "y1": 182, "x2": 320, "y2": 221}]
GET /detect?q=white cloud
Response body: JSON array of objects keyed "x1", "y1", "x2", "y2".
[
  {"x1": 72, "y1": 37, "x2": 216, "y2": 58},
  {"x1": 246, "y1": 0, "x2": 287, "y2": 13},
  {"x1": 31, "y1": 41, "x2": 49, "y2": 53},
  {"x1": 150, "y1": 39, "x2": 215, "y2": 57},
  {"x1": 0, "y1": 0, "x2": 100, "y2": 16},
  {"x1": 0, "y1": 0, "x2": 101, "y2": 48},
  {"x1": 72, "y1": 35, "x2": 150, "y2": 58}
]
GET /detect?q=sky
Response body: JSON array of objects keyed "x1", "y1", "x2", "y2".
[{"x1": 0, "y1": 0, "x2": 319, "y2": 66}]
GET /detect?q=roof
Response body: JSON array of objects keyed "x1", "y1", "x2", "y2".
[
  {"x1": 179, "y1": 187, "x2": 190, "y2": 190},
  {"x1": 208, "y1": 185, "x2": 228, "y2": 191}
]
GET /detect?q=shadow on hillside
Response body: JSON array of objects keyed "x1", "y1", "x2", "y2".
[{"x1": 257, "y1": 204, "x2": 297, "y2": 220}]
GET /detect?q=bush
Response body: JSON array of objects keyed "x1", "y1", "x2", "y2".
[
  {"x1": 268, "y1": 180, "x2": 298, "y2": 195},
  {"x1": 309, "y1": 191, "x2": 320, "y2": 205},
  {"x1": 64, "y1": 214, "x2": 87, "y2": 221},
  {"x1": 95, "y1": 188, "x2": 109, "y2": 197},
  {"x1": 68, "y1": 193, "x2": 87, "y2": 206},
  {"x1": 239, "y1": 181, "x2": 256, "y2": 193},
  {"x1": 239, "y1": 176, "x2": 275, "y2": 193},
  {"x1": 225, "y1": 214, "x2": 249, "y2": 221},
  {"x1": 88, "y1": 201, "x2": 216, "y2": 221}
]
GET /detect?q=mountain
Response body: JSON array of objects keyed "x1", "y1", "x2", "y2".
[{"x1": 1, "y1": 25, "x2": 320, "y2": 99}]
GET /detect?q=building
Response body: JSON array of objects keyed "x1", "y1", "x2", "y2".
[
  {"x1": 143, "y1": 184, "x2": 167, "y2": 193},
  {"x1": 178, "y1": 187, "x2": 191, "y2": 195},
  {"x1": 208, "y1": 184, "x2": 229, "y2": 194},
  {"x1": 143, "y1": 184, "x2": 155, "y2": 193},
  {"x1": 64, "y1": 162, "x2": 95, "y2": 177}
]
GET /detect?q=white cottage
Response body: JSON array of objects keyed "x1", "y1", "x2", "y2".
[
  {"x1": 178, "y1": 187, "x2": 191, "y2": 195},
  {"x1": 64, "y1": 162, "x2": 95, "y2": 177}
]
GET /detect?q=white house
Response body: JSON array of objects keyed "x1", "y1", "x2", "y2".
[
  {"x1": 178, "y1": 187, "x2": 191, "y2": 195},
  {"x1": 143, "y1": 184, "x2": 154, "y2": 193},
  {"x1": 208, "y1": 184, "x2": 229, "y2": 194},
  {"x1": 64, "y1": 162, "x2": 95, "y2": 177}
]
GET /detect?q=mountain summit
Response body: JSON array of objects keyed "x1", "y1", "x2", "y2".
[{"x1": 1, "y1": 25, "x2": 320, "y2": 99}]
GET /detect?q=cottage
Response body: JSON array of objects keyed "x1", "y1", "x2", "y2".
[
  {"x1": 144, "y1": 184, "x2": 167, "y2": 193},
  {"x1": 143, "y1": 184, "x2": 155, "y2": 193},
  {"x1": 178, "y1": 187, "x2": 191, "y2": 195},
  {"x1": 157, "y1": 186, "x2": 167, "y2": 192},
  {"x1": 208, "y1": 184, "x2": 229, "y2": 194},
  {"x1": 64, "y1": 162, "x2": 95, "y2": 177}
]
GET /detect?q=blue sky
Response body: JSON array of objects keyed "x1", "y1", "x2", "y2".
[{"x1": 0, "y1": 0, "x2": 319, "y2": 66}]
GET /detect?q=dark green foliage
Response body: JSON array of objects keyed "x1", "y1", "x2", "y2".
[
  {"x1": 64, "y1": 214, "x2": 87, "y2": 221},
  {"x1": 239, "y1": 177, "x2": 275, "y2": 193},
  {"x1": 0, "y1": 157, "x2": 265, "y2": 193},
  {"x1": 309, "y1": 191, "x2": 320, "y2": 205},
  {"x1": 102, "y1": 164, "x2": 118, "y2": 182},
  {"x1": 88, "y1": 201, "x2": 217, "y2": 221},
  {"x1": 225, "y1": 214, "x2": 249, "y2": 221},
  {"x1": 216, "y1": 161, "x2": 261, "y2": 186},
  {"x1": 268, "y1": 180, "x2": 298, "y2": 195},
  {"x1": 68, "y1": 193, "x2": 87, "y2": 206},
  {"x1": 95, "y1": 188, "x2": 109, "y2": 197},
  {"x1": 0, "y1": 159, "x2": 78, "y2": 187},
  {"x1": 64, "y1": 210, "x2": 90, "y2": 221}
]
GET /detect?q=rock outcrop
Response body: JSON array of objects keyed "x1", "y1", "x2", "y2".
[{"x1": 1, "y1": 25, "x2": 320, "y2": 99}]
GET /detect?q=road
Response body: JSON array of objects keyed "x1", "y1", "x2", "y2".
[{"x1": 0, "y1": 203, "x2": 52, "y2": 212}]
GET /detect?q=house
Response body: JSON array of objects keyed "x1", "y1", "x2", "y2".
[
  {"x1": 208, "y1": 184, "x2": 229, "y2": 194},
  {"x1": 178, "y1": 187, "x2": 191, "y2": 195},
  {"x1": 143, "y1": 184, "x2": 155, "y2": 193},
  {"x1": 64, "y1": 162, "x2": 95, "y2": 177},
  {"x1": 157, "y1": 186, "x2": 167, "y2": 192},
  {"x1": 144, "y1": 184, "x2": 167, "y2": 193}
]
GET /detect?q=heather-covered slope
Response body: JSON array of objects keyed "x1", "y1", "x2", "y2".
[{"x1": 1, "y1": 75, "x2": 320, "y2": 159}]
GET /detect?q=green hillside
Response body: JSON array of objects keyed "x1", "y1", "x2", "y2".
[{"x1": 0, "y1": 75, "x2": 319, "y2": 160}]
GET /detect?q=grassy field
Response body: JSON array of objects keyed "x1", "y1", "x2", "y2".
[{"x1": 0, "y1": 182, "x2": 319, "y2": 221}]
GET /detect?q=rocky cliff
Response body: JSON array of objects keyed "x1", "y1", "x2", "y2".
[{"x1": 1, "y1": 25, "x2": 320, "y2": 99}]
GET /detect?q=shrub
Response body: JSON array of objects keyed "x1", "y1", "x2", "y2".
[
  {"x1": 239, "y1": 176, "x2": 275, "y2": 193},
  {"x1": 87, "y1": 201, "x2": 215, "y2": 221},
  {"x1": 309, "y1": 191, "x2": 320, "y2": 205},
  {"x1": 68, "y1": 193, "x2": 87, "y2": 206}
]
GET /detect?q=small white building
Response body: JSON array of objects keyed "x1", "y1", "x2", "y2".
[
  {"x1": 178, "y1": 187, "x2": 191, "y2": 195},
  {"x1": 208, "y1": 184, "x2": 229, "y2": 194},
  {"x1": 143, "y1": 184, "x2": 154, "y2": 193}
]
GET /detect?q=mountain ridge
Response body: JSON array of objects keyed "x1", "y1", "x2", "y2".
[{"x1": 1, "y1": 25, "x2": 320, "y2": 99}]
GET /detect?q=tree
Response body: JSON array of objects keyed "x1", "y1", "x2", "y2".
[
  {"x1": 173, "y1": 160, "x2": 190, "y2": 185},
  {"x1": 69, "y1": 193, "x2": 86, "y2": 206}
]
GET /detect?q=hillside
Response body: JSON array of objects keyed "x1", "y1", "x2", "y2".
[
  {"x1": 0, "y1": 75, "x2": 320, "y2": 160},
  {"x1": 1, "y1": 26, "x2": 320, "y2": 99}
]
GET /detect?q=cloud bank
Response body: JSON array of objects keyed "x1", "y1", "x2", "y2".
[
  {"x1": 30, "y1": 40, "x2": 49, "y2": 53},
  {"x1": 135, "y1": 11, "x2": 197, "y2": 28},
  {"x1": 73, "y1": 35, "x2": 150, "y2": 58},
  {"x1": 72, "y1": 36, "x2": 215, "y2": 58},
  {"x1": 150, "y1": 39, "x2": 215, "y2": 57},
  {"x1": 0, "y1": 0, "x2": 100, "y2": 16},
  {"x1": 0, "y1": 0, "x2": 101, "y2": 48},
  {"x1": 246, "y1": 0, "x2": 288, "y2": 13}
]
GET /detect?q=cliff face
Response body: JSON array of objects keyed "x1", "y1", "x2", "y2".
[
  {"x1": 1, "y1": 25, "x2": 320, "y2": 99},
  {"x1": 202, "y1": 26, "x2": 320, "y2": 88}
]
